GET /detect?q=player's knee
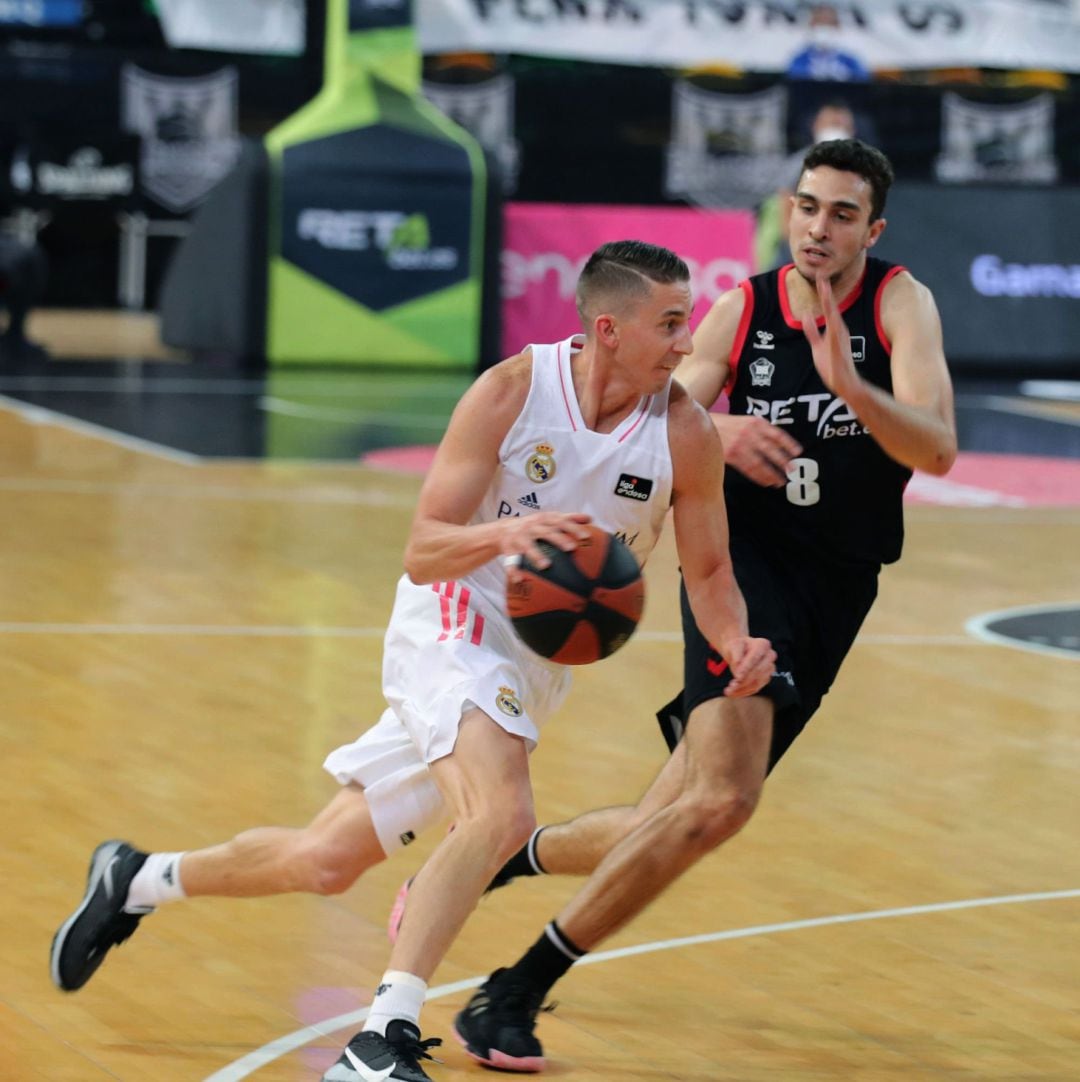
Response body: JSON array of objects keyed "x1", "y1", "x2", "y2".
[
  {"x1": 456, "y1": 796, "x2": 535, "y2": 864},
  {"x1": 304, "y1": 838, "x2": 369, "y2": 896},
  {"x1": 679, "y1": 786, "x2": 760, "y2": 852}
]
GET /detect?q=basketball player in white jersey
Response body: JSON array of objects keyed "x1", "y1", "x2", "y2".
[{"x1": 49, "y1": 240, "x2": 774, "y2": 1082}]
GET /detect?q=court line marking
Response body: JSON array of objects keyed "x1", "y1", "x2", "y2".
[
  {"x1": 203, "y1": 887, "x2": 1080, "y2": 1081},
  {"x1": 0, "y1": 476, "x2": 417, "y2": 507},
  {"x1": 958, "y1": 393, "x2": 1080, "y2": 428},
  {"x1": 0, "y1": 393, "x2": 199, "y2": 464},
  {"x1": 0, "y1": 375, "x2": 468, "y2": 397},
  {"x1": 966, "y1": 601, "x2": 1080, "y2": 662},
  {"x1": 0, "y1": 622, "x2": 979, "y2": 646},
  {"x1": 260, "y1": 396, "x2": 452, "y2": 428}
]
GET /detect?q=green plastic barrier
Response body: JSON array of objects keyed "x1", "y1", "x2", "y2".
[{"x1": 265, "y1": 0, "x2": 486, "y2": 367}]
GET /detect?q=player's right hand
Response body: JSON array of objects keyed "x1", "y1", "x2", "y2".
[
  {"x1": 713, "y1": 414, "x2": 802, "y2": 488},
  {"x1": 721, "y1": 636, "x2": 776, "y2": 698},
  {"x1": 499, "y1": 512, "x2": 592, "y2": 576}
]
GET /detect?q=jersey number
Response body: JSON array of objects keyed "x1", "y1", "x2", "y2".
[{"x1": 786, "y1": 457, "x2": 820, "y2": 506}]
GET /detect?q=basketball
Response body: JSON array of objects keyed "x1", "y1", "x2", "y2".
[{"x1": 506, "y1": 525, "x2": 645, "y2": 665}]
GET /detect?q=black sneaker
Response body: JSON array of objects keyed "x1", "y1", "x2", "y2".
[
  {"x1": 49, "y1": 840, "x2": 151, "y2": 992},
  {"x1": 322, "y1": 1020, "x2": 442, "y2": 1082},
  {"x1": 454, "y1": 969, "x2": 548, "y2": 1073}
]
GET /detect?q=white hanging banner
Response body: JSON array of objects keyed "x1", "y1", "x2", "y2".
[
  {"x1": 417, "y1": 0, "x2": 1080, "y2": 73},
  {"x1": 665, "y1": 83, "x2": 789, "y2": 208},
  {"x1": 423, "y1": 75, "x2": 521, "y2": 191},
  {"x1": 935, "y1": 93, "x2": 1059, "y2": 183},
  {"x1": 121, "y1": 65, "x2": 241, "y2": 214}
]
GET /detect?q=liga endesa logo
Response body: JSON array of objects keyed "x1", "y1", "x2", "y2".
[{"x1": 501, "y1": 250, "x2": 751, "y2": 304}]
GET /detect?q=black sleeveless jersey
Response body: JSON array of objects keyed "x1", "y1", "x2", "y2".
[{"x1": 724, "y1": 257, "x2": 912, "y2": 566}]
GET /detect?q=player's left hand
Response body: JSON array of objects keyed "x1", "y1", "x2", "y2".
[
  {"x1": 721, "y1": 636, "x2": 776, "y2": 698},
  {"x1": 800, "y1": 275, "x2": 859, "y2": 399}
]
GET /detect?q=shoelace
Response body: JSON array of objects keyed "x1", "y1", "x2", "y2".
[
  {"x1": 487, "y1": 974, "x2": 556, "y2": 1023},
  {"x1": 394, "y1": 1033, "x2": 443, "y2": 1066}
]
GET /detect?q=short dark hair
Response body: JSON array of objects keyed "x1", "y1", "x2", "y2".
[
  {"x1": 801, "y1": 138, "x2": 894, "y2": 222},
  {"x1": 576, "y1": 240, "x2": 690, "y2": 321}
]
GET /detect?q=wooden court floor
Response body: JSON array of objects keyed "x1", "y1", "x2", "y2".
[{"x1": 0, "y1": 402, "x2": 1077, "y2": 1081}]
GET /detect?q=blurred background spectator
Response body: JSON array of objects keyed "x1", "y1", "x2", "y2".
[{"x1": 786, "y1": 4, "x2": 871, "y2": 84}]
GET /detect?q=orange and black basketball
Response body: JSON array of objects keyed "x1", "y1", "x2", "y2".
[{"x1": 506, "y1": 525, "x2": 645, "y2": 665}]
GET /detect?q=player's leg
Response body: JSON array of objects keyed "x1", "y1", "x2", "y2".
[
  {"x1": 388, "y1": 707, "x2": 535, "y2": 980},
  {"x1": 324, "y1": 708, "x2": 535, "y2": 1082},
  {"x1": 387, "y1": 729, "x2": 691, "y2": 948},
  {"x1": 50, "y1": 785, "x2": 385, "y2": 994},
  {"x1": 454, "y1": 693, "x2": 773, "y2": 1072},
  {"x1": 502, "y1": 736, "x2": 691, "y2": 880},
  {"x1": 173, "y1": 784, "x2": 385, "y2": 898}
]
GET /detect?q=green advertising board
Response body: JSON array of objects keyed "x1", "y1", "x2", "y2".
[{"x1": 265, "y1": 0, "x2": 486, "y2": 367}]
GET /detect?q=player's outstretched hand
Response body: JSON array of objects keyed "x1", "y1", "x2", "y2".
[
  {"x1": 722, "y1": 636, "x2": 776, "y2": 698},
  {"x1": 500, "y1": 512, "x2": 593, "y2": 578},
  {"x1": 714, "y1": 414, "x2": 802, "y2": 488}
]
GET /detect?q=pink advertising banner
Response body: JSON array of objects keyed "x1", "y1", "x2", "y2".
[{"x1": 501, "y1": 202, "x2": 755, "y2": 358}]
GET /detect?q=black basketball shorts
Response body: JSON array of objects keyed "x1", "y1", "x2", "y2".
[{"x1": 656, "y1": 531, "x2": 880, "y2": 773}]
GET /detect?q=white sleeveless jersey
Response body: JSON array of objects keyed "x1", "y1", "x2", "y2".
[{"x1": 465, "y1": 334, "x2": 674, "y2": 614}]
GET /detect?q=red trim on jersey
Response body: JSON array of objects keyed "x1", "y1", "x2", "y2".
[
  {"x1": 778, "y1": 262, "x2": 865, "y2": 330},
  {"x1": 725, "y1": 279, "x2": 755, "y2": 395},
  {"x1": 617, "y1": 396, "x2": 653, "y2": 443},
  {"x1": 454, "y1": 586, "x2": 471, "y2": 639},
  {"x1": 436, "y1": 581, "x2": 455, "y2": 642},
  {"x1": 556, "y1": 339, "x2": 578, "y2": 431},
  {"x1": 433, "y1": 581, "x2": 485, "y2": 645},
  {"x1": 874, "y1": 264, "x2": 906, "y2": 355}
]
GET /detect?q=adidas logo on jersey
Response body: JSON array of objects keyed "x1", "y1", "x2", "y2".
[{"x1": 517, "y1": 492, "x2": 541, "y2": 510}]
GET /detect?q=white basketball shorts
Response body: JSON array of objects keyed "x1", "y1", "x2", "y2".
[{"x1": 323, "y1": 574, "x2": 571, "y2": 855}]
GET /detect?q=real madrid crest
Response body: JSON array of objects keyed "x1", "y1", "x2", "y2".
[
  {"x1": 495, "y1": 685, "x2": 523, "y2": 717},
  {"x1": 525, "y1": 442, "x2": 556, "y2": 484}
]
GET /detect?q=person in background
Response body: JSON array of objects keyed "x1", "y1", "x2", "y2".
[
  {"x1": 0, "y1": 230, "x2": 49, "y2": 363},
  {"x1": 786, "y1": 3, "x2": 871, "y2": 83},
  {"x1": 763, "y1": 100, "x2": 860, "y2": 269}
]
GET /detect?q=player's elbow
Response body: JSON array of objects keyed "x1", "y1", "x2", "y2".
[
  {"x1": 923, "y1": 435, "x2": 958, "y2": 476},
  {"x1": 402, "y1": 543, "x2": 434, "y2": 585}
]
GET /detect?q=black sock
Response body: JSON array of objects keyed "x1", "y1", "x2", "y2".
[
  {"x1": 506, "y1": 920, "x2": 586, "y2": 999},
  {"x1": 489, "y1": 827, "x2": 547, "y2": 890}
]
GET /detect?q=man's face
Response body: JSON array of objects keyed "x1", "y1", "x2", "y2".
[
  {"x1": 789, "y1": 164, "x2": 885, "y2": 283},
  {"x1": 614, "y1": 279, "x2": 694, "y2": 393}
]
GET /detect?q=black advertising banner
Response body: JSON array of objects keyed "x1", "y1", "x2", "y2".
[
  {"x1": 2, "y1": 135, "x2": 138, "y2": 209},
  {"x1": 877, "y1": 183, "x2": 1080, "y2": 370},
  {"x1": 280, "y1": 123, "x2": 473, "y2": 313}
]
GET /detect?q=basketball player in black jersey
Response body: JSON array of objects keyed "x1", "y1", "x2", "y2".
[{"x1": 446, "y1": 139, "x2": 958, "y2": 1072}]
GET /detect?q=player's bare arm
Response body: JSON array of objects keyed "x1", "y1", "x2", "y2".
[
  {"x1": 404, "y1": 355, "x2": 592, "y2": 584},
  {"x1": 687, "y1": 286, "x2": 803, "y2": 487},
  {"x1": 668, "y1": 386, "x2": 775, "y2": 697},
  {"x1": 801, "y1": 273, "x2": 957, "y2": 476}
]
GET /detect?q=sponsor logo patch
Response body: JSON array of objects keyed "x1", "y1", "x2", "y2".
[{"x1": 614, "y1": 474, "x2": 653, "y2": 501}]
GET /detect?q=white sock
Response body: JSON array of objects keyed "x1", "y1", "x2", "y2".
[
  {"x1": 363, "y1": 970, "x2": 427, "y2": 1036},
  {"x1": 124, "y1": 852, "x2": 187, "y2": 911}
]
